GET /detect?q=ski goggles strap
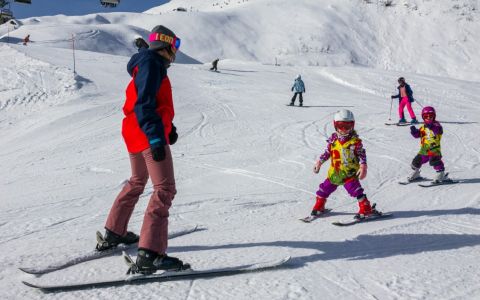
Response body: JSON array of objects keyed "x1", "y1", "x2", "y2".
[{"x1": 148, "y1": 33, "x2": 181, "y2": 51}]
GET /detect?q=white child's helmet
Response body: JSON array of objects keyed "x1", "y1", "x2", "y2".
[{"x1": 333, "y1": 109, "x2": 355, "y2": 136}]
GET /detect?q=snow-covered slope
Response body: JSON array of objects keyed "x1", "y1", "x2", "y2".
[
  {"x1": 2, "y1": 0, "x2": 479, "y2": 80},
  {"x1": 0, "y1": 1, "x2": 479, "y2": 299}
]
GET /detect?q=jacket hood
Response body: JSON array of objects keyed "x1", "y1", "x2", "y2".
[{"x1": 127, "y1": 49, "x2": 170, "y2": 77}]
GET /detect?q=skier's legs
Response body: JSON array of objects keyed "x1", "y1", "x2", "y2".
[
  {"x1": 398, "y1": 97, "x2": 408, "y2": 120},
  {"x1": 316, "y1": 178, "x2": 338, "y2": 198},
  {"x1": 405, "y1": 101, "x2": 417, "y2": 119},
  {"x1": 429, "y1": 155, "x2": 445, "y2": 172},
  {"x1": 138, "y1": 146, "x2": 176, "y2": 254},
  {"x1": 411, "y1": 154, "x2": 429, "y2": 169},
  {"x1": 105, "y1": 152, "x2": 149, "y2": 236},
  {"x1": 343, "y1": 178, "x2": 365, "y2": 198},
  {"x1": 299, "y1": 93, "x2": 303, "y2": 105},
  {"x1": 290, "y1": 93, "x2": 298, "y2": 105}
]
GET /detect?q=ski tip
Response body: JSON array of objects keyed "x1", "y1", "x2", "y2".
[
  {"x1": 19, "y1": 267, "x2": 43, "y2": 275},
  {"x1": 22, "y1": 280, "x2": 40, "y2": 288},
  {"x1": 279, "y1": 256, "x2": 291, "y2": 264}
]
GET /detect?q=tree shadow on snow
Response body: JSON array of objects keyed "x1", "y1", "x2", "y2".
[
  {"x1": 453, "y1": 178, "x2": 480, "y2": 185},
  {"x1": 439, "y1": 121, "x2": 478, "y2": 125},
  {"x1": 170, "y1": 233, "x2": 480, "y2": 268},
  {"x1": 221, "y1": 68, "x2": 258, "y2": 73},
  {"x1": 0, "y1": 37, "x2": 24, "y2": 44},
  {"x1": 390, "y1": 206, "x2": 480, "y2": 219},
  {"x1": 288, "y1": 105, "x2": 355, "y2": 108}
]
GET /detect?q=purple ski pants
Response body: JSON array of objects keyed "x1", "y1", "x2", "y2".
[
  {"x1": 316, "y1": 178, "x2": 365, "y2": 199},
  {"x1": 105, "y1": 146, "x2": 176, "y2": 254},
  {"x1": 412, "y1": 154, "x2": 445, "y2": 172}
]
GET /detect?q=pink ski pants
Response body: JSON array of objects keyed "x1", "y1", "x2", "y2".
[
  {"x1": 105, "y1": 146, "x2": 176, "y2": 254},
  {"x1": 399, "y1": 97, "x2": 416, "y2": 119}
]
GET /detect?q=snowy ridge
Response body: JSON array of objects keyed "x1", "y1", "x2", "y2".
[
  {"x1": 1, "y1": 0, "x2": 479, "y2": 80},
  {"x1": 0, "y1": 0, "x2": 479, "y2": 299}
]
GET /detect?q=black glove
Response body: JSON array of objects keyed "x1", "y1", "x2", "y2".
[
  {"x1": 151, "y1": 143, "x2": 166, "y2": 162},
  {"x1": 410, "y1": 125, "x2": 417, "y2": 135},
  {"x1": 169, "y1": 124, "x2": 178, "y2": 145},
  {"x1": 391, "y1": 95, "x2": 395, "y2": 99},
  {"x1": 135, "y1": 37, "x2": 149, "y2": 50}
]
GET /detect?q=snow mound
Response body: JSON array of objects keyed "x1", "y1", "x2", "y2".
[{"x1": 0, "y1": 45, "x2": 79, "y2": 113}]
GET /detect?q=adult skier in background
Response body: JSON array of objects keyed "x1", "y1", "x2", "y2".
[
  {"x1": 311, "y1": 110, "x2": 376, "y2": 219},
  {"x1": 96, "y1": 25, "x2": 188, "y2": 274},
  {"x1": 290, "y1": 74, "x2": 305, "y2": 106},
  {"x1": 23, "y1": 34, "x2": 30, "y2": 46},
  {"x1": 407, "y1": 106, "x2": 450, "y2": 183},
  {"x1": 391, "y1": 77, "x2": 418, "y2": 124},
  {"x1": 210, "y1": 58, "x2": 219, "y2": 71}
]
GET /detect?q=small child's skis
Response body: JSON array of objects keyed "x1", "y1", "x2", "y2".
[
  {"x1": 398, "y1": 176, "x2": 430, "y2": 185},
  {"x1": 299, "y1": 209, "x2": 332, "y2": 223},
  {"x1": 332, "y1": 204, "x2": 392, "y2": 226}
]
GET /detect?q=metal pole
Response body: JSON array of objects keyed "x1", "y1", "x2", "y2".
[
  {"x1": 72, "y1": 34, "x2": 76, "y2": 74},
  {"x1": 388, "y1": 97, "x2": 393, "y2": 120}
]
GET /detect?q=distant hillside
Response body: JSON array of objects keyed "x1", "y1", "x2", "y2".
[{"x1": 1, "y1": 0, "x2": 479, "y2": 80}]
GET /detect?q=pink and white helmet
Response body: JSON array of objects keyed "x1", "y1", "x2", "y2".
[{"x1": 421, "y1": 106, "x2": 436, "y2": 124}]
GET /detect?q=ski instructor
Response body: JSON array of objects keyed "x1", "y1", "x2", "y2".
[{"x1": 96, "y1": 25, "x2": 188, "y2": 274}]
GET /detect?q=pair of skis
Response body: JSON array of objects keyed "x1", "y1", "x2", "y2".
[
  {"x1": 19, "y1": 225, "x2": 200, "y2": 275},
  {"x1": 23, "y1": 255, "x2": 290, "y2": 293},
  {"x1": 299, "y1": 204, "x2": 393, "y2": 226},
  {"x1": 21, "y1": 225, "x2": 290, "y2": 292},
  {"x1": 384, "y1": 121, "x2": 423, "y2": 126},
  {"x1": 398, "y1": 174, "x2": 459, "y2": 187}
]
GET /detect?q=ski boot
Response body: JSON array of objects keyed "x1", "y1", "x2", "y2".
[
  {"x1": 96, "y1": 229, "x2": 139, "y2": 251},
  {"x1": 311, "y1": 196, "x2": 327, "y2": 216},
  {"x1": 299, "y1": 102, "x2": 303, "y2": 107},
  {"x1": 407, "y1": 167, "x2": 421, "y2": 182},
  {"x1": 433, "y1": 170, "x2": 450, "y2": 183},
  {"x1": 398, "y1": 118, "x2": 407, "y2": 124},
  {"x1": 410, "y1": 118, "x2": 419, "y2": 124},
  {"x1": 355, "y1": 197, "x2": 373, "y2": 220},
  {"x1": 135, "y1": 248, "x2": 189, "y2": 275}
]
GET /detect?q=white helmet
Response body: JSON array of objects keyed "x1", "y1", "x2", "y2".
[
  {"x1": 333, "y1": 109, "x2": 355, "y2": 135},
  {"x1": 296, "y1": 74, "x2": 301, "y2": 80},
  {"x1": 334, "y1": 109, "x2": 354, "y2": 122}
]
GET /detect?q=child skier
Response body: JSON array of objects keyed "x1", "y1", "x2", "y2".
[
  {"x1": 311, "y1": 109, "x2": 376, "y2": 219},
  {"x1": 407, "y1": 106, "x2": 450, "y2": 183},
  {"x1": 391, "y1": 77, "x2": 418, "y2": 124}
]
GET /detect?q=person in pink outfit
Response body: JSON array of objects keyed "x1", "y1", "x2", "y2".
[{"x1": 391, "y1": 77, "x2": 418, "y2": 124}]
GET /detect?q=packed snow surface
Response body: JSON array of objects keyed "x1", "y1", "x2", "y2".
[{"x1": 0, "y1": 0, "x2": 479, "y2": 299}]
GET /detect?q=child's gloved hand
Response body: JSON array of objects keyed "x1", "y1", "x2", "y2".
[
  {"x1": 313, "y1": 160, "x2": 322, "y2": 174},
  {"x1": 410, "y1": 125, "x2": 418, "y2": 135},
  {"x1": 356, "y1": 164, "x2": 367, "y2": 180}
]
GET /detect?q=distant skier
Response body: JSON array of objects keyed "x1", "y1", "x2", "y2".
[
  {"x1": 407, "y1": 106, "x2": 450, "y2": 183},
  {"x1": 311, "y1": 109, "x2": 377, "y2": 219},
  {"x1": 96, "y1": 25, "x2": 188, "y2": 274},
  {"x1": 23, "y1": 34, "x2": 30, "y2": 46},
  {"x1": 210, "y1": 58, "x2": 219, "y2": 71},
  {"x1": 290, "y1": 74, "x2": 305, "y2": 106},
  {"x1": 391, "y1": 77, "x2": 418, "y2": 124}
]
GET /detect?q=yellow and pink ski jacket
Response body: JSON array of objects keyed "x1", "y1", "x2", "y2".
[
  {"x1": 411, "y1": 122, "x2": 443, "y2": 156},
  {"x1": 318, "y1": 132, "x2": 367, "y2": 185}
]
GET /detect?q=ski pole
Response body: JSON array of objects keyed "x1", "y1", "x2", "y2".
[
  {"x1": 388, "y1": 97, "x2": 393, "y2": 120},
  {"x1": 414, "y1": 98, "x2": 424, "y2": 108}
]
